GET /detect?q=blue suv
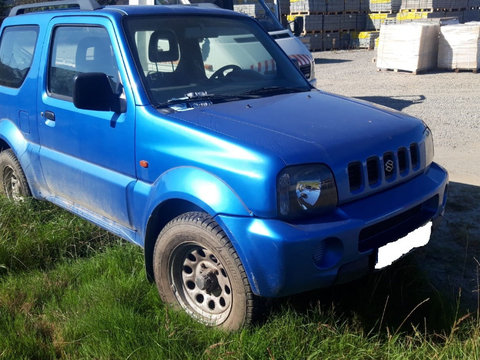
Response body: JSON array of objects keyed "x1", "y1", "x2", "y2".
[{"x1": 0, "y1": 0, "x2": 448, "y2": 329}]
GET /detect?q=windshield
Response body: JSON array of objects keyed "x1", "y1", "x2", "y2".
[
  {"x1": 154, "y1": 0, "x2": 284, "y2": 32},
  {"x1": 124, "y1": 15, "x2": 310, "y2": 109}
]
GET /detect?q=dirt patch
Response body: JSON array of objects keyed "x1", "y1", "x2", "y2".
[{"x1": 419, "y1": 182, "x2": 480, "y2": 313}]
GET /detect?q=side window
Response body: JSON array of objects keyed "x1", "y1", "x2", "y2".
[
  {"x1": 49, "y1": 26, "x2": 119, "y2": 98},
  {"x1": 0, "y1": 26, "x2": 38, "y2": 88}
]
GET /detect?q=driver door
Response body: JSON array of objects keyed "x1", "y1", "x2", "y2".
[{"x1": 37, "y1": 18, "x2": 136, "y2": 228}]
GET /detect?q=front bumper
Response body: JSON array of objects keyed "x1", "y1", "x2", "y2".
[{"x1": 215, "y1": 162, "x2": 448, "y2": 297}]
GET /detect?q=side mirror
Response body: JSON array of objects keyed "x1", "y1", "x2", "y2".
[
  {"x1": 293, "y1": 16, "x2": 303, "y2": 37},
  {"x1": 73, "y1": 73, "x2": 126, "y2": 113}
]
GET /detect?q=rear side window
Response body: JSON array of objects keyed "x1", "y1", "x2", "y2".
[
  {"x1": 49, "y1": 26, "x2": 119, "y2": 99},
  {"x1": 0, "y1": 26, "x2": 39, "y2": 88}
]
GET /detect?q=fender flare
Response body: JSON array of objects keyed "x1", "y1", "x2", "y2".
[
  {"x1": 139, "y1": 166, "x2": 253, "y2": 281},
  {"x1": 0, "y1": 119, "x2": 28, "y2": 156},
  {"x1": 140, "y1": 166, "x2": 253, "y2": 229},
  {"x1": 0, "y1": 119, "x2": 44, "y2": 198}
]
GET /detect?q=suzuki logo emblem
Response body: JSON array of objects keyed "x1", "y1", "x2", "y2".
[{"x1": 385, "y1": 159, "x2": 394, "y2": 173}]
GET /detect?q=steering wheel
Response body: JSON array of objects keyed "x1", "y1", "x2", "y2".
[{"x1": 210, "y1": 64, "x2": 241, "y2": 80}]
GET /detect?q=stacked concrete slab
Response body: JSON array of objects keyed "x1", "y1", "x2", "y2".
[
  {"x1": 289, "y1": 0, "x2": 326, "y2": 13},
  {"x1": 357, "y1": 30, "x2": 380, "y2": 47},
  {"x1": 401, "y1": 0, "x2": 467, "y2": 8},
  {"x1": 327, "y1": 0, "x2": 345, "y2": 11},
  {"x1": 289, "y1": 0, "x2": 368, "y2": 50},
  {"x1": 323, "y1": 14, "x2": 344, "y2": 30},
  {"x1": 278, "y1": 0, "x2": 291, "y2": 16},
  {"x1": 323, "y1": 31, "x2": 341, "y2": 48},
  {"x1": 346, "y1": 0, "x2": 362, "y2": 11},
  {"x1": 367, "y1": 12, "x2": 397, "y2": 29},
  {"x1": 367, "y1": 0, "x2": 401, "y2": 30},
  {"x1": 398, "y1": 0, "x2": 470, "y2": 24},
  {"x1": 370, "y1": 0, "x2": 402, "y2": 12},
  {"x1": 438, "y1": 22, "x2": 480, "y2": 70},
  {"x1": 234, "y1": 3, "x2": 268, "y2": 17},
  {"x1": 308, "y1": 33, "x2": 324, "y2": 49},
  {"x1": 285, "y1": 0, "x2": 480, "y2": 51},
  {"x1": 367, "y1": 0, "x2": 479, "y2": 30},
  {"x1": 289, "y1": 0, "x2": 366, "y2": 14},
  {"x1": 376, "y1": 22, "x2": 440, "y2": 72},
  {"x1": 465, "y1": 10, "x2": 480, "y2": 22},
  {"x1": 465, "y1": 0, "x2": 480, "y2": 22},
  {"x1": 302, "y1": 14, "x2": 324, "y2": 31}
]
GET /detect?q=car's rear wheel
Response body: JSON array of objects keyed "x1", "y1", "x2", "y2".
[
  {"x1": 0, "y1": 149, "x2": 31, "y2": 201},
  {"x1": 153, "y1": 212, "x2": 257, "y2": 330}
]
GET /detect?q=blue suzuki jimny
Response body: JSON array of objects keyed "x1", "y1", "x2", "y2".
[{"x1": 0, "y1": 0, "x2": 448, "y2": 329}]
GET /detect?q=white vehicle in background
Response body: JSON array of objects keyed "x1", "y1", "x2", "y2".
[{"x1": 130, "y1": 0, "x2": 316, "y2": 86}]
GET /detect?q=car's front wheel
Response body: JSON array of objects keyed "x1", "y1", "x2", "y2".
[
  {"x1": 0, "y1": 149, "x2": 31, "y2": 201},
  {"x1": 153, "y1": 212, "x2": 257, "y2": 330}
]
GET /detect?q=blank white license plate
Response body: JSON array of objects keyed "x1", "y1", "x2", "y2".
[{"x1": 375, "y1": 221, "x2": 432, "y2": 270}]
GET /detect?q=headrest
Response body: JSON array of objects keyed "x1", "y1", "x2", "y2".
[{"x1": 148, "y1": 30, "x2": 179, "y2": 63}]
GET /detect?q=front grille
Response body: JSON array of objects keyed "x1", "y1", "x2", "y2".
[
  {"x1": 347, "y1": 142, "x2": 420, "y2": 192},
  {"x1": 300, "y1": 64, "x2": 311, "y2": 79},
  {"x1": 410, "y1": 143, "x2": 419, "y2": 169},
  {"x1": 366, "y1": 157, "x2": 380, "y2": 185},
  {"x1": 347, "y1": 162, "x2": 362, "y2": 191},
  {"x1": 358, "y1": 195, "x2": 438, "y2": 252},
  {"x1": 398, "y1": 147, "x2": 408, "y2": 174}
]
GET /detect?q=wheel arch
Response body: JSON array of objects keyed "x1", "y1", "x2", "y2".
[
  {"x1": 0, "y1": 121, "x2": 42, "y2": 198},
  {"x1": 144, "y1": 198, "x2": 204, "y2": 282},
  {"x1": 141, "y1": 166, "x2": 253, "y2": 282},
  {"x1": 0, "y1": 120, "x2": 27, "y2": 156},
  {"x1": 0, "y1": 138, "x2": 10, "y2": 152}
]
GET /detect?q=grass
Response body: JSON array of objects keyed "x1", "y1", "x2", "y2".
[
  {"x1": 0, "y1": 198, "x2": 119, "y2": 275},
  {"x1": 0, "y1": 197, "x2": 479, "y2": 359}
]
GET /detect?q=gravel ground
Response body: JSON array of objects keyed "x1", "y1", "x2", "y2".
[
  {"x1": 313, "y1": 49, "x2": 480, "y2": 186},
  {"x1": 313, "y1": 50, "x2": 480, "y2": 313}
]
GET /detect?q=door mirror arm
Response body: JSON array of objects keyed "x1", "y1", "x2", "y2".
[{"x1": 111, "y1": 83, "x2": 127, "y2": 114}]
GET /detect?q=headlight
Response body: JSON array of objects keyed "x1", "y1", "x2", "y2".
[
  {"x1": 277, "y1": 164, "x2": 338, "y2": 218},
  {"x1": 424, "y1": 126, "x2": 434, "y2": 167}
]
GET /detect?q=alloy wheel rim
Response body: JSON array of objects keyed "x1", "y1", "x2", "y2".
[
  {"x1": 170, "y1": 243, "x2": 233, "y2": 325},
  {"x1": 3, "y1": 165, "x2": 23, "y2": 202}
]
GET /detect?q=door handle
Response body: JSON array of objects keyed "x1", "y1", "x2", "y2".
[
  {"x1": 44, "y1": 111, "x2": 55, "y2": 121},
  {"x1": 42, "y1": 111, "x2": 56, "y2": 127}
]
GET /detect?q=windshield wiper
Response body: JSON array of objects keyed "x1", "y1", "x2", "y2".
[
  {"x1": 241, "y1": 86, "x2": 309, "y2": 97},
  {"x1": 156, "y1": 91, "x2": 258, "y2": 108}
]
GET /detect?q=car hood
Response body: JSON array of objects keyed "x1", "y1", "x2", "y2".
[{"x1": 168, "y1": 89, "x2": 425, "y2": 167}]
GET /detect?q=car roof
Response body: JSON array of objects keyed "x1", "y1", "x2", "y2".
[
  {"x1": 3, "y1": 3, "x2": 251, "y2": 35},
  {"x1": 105, "y1": 4, "x2": 237, "y2": 17},
  {"x1": 7, "y1": 0, "x2": 243, "y2": 20}
]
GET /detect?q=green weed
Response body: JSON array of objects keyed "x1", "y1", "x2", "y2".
[
  {"x1": 0, "y1": 197, "x2": 120, "y2": 275},
  {"x1": 0, "y1": 194, "x2": 479, "y2": 359}
]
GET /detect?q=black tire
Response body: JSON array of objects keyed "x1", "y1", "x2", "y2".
[
  {"x1": 153, "y1": 212, "x2": 257, "y2": 330},
  {"x1": 0, "y1": 149, "x2": 31, "y2": 201}
]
